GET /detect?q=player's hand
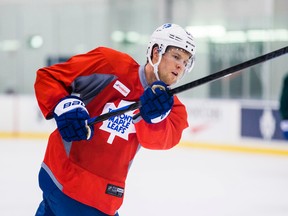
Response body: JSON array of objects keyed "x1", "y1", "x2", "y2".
[
  {"x1": 140, "y1": 81, "x2": 174, "y2": 124},
  {"x1": 53, "y1": 95, "x2": 94, "y2": 142}
]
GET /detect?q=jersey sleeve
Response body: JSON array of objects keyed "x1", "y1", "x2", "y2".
[
  {"x1": 134, "y1": 96, "x2": 188, "y2": 150},
  {"x1": 34, "y1": 47, "x2": 115, "y2": 119}
]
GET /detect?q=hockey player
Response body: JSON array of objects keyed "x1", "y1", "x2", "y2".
[{"x1": 34, "y1": 23, "x2": 196, "y2": 216}]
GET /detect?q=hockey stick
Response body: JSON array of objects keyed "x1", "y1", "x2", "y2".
[{"x1": 88, "y1": 45, "x2": 288, "y2": 125}]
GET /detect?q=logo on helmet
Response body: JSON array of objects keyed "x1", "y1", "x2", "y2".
[{"x1": 163, "y1": 23, "x2": 172, "y2": 28}]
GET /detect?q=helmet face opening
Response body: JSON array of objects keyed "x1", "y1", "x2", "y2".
[{"x1": 164, "y1": 46, "x2": 194, "y2": 74}]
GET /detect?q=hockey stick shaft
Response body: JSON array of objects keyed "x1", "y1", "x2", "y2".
[
  {"x1": 170, "y1": 45, "x2": 288, "y2": 95},
  {"x1": 88, "y1": 45, "x2": 288, "y2": 125},
  {"x1": 87, "y1": 101, "x2": 141, "y2": 125}
]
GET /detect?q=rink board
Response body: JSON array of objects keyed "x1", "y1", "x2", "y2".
[{"x1": 0, "y1": 95, "x2": 288, "y2": 155}]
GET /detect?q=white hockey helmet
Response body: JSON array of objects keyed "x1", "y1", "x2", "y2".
[{"x1": 146, "y1": 23, "x2": 196, "y2": 82}]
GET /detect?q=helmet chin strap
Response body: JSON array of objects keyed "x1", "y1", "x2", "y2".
[{"x1": 148, "y1": 53, "x2": 163, "y2": 82}]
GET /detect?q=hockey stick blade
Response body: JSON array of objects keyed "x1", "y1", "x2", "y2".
[{"x1": 89, "y1": 45, "x2": 288, "y2": 125}]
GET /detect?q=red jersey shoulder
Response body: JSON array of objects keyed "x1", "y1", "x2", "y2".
[{"x1": 94, "y1": 47, "x2": 140, "y2": 75}]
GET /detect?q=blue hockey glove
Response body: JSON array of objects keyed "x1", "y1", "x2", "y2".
[
  {"x1": 280, "y1": 120, "x2": 288, "y2": 139},
  {"x1": 53, "y1": 95, "x2": 94, "y2": 142},
  {"x1": 140, "y1": 81, "x2": 174, "y2": 124}
]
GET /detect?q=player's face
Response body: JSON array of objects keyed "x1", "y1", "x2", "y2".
[{"x1": 158, "y1": 47, "x2": 191, "y2": 85}]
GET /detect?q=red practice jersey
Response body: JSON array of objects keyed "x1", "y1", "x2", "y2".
[{"x1": 34, "y1": 47, "x2": 188, "y2": 215}]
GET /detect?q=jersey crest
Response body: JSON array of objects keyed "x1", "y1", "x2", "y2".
[{"x1": 99, "y1": 100, "x2": 136, "y2": 144}]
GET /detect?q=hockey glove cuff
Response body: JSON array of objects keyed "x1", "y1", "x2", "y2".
[
  {"x1": 53, "y1": 95, "x2": 94, "y2": 142},
  {"x1": 140, "y1": 81, "x2": 174, "y2": 124}
]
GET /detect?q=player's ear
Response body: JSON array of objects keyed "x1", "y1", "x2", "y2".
[{"x1": 152, "y1": 46, "x2": 160, "y2": 63}]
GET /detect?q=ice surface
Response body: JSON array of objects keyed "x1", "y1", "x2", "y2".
[
  {"x1": 0, "y1": 139, "x2": 46, "y2": 215},
  {"x1": 1, "y1": 138, "x2": 288, "y2": 216}
]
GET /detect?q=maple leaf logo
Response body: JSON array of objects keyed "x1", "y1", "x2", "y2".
[{"x1": 99, "y1": 100, "x2": 137, "y2": 144}]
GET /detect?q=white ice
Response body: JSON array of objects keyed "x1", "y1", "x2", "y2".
[{"x1": 1, "y1": 138, "x2": 288, "y2": 216}]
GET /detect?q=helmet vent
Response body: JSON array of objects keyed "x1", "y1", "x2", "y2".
[{"x1": 187, "y1": 41, "x2": 195, "y2": 47}]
